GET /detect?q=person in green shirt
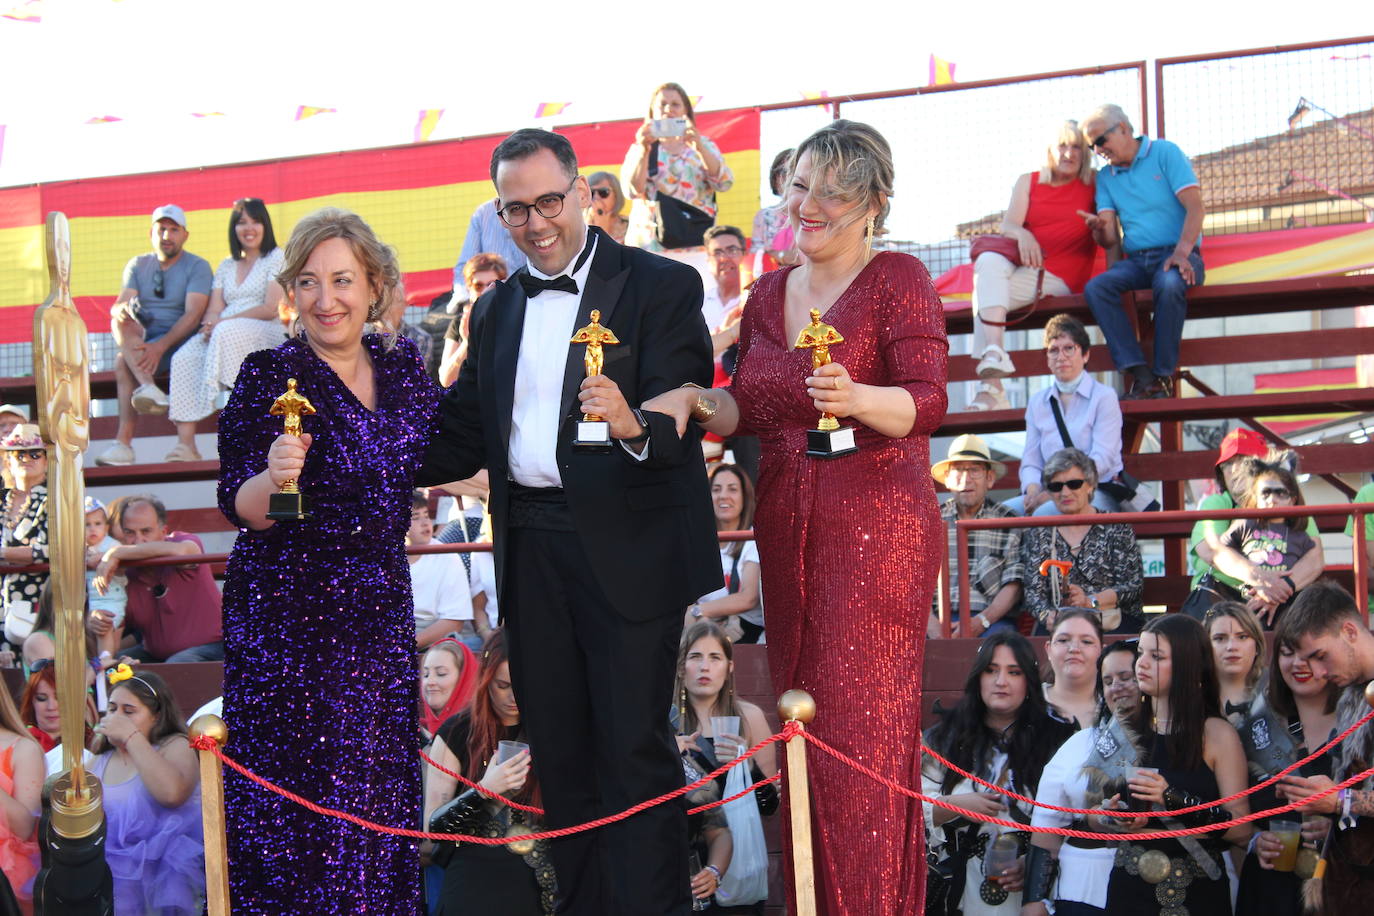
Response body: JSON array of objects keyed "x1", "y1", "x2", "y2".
[
  {"x1": 1344, "y1": 479, "x2": 1374, "y2": 612},
  {"x1": 1189, "y1": 430, "x2": 1321, "y2": 593}
]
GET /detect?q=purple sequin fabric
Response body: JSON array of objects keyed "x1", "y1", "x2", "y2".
[
  {"x1": 217, "y1": 335, "x2": 440, "y2": 915},
  {"x1": 731, "y1": 252, "x2": 948, "y2": 916}
]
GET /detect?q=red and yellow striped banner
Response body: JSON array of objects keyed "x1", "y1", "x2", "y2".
[{"x1": 0, "y1": 109, "x2": 761, "y2": 344}]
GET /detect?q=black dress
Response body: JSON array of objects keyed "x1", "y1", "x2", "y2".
[
  {"x1": 433, "y1": 716, "x2": 554, "y2": 916},
  {"x1": 1105, "y1": 732, "x2": 1232, "y2": 916},
  {"x1": 1234, "y1": 724, "x2": 1333, "y2": 916}
]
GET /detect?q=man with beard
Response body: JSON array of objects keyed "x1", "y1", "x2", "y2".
[{"x1": 96, "y1": 204, "x2": 212, "y2": 466}]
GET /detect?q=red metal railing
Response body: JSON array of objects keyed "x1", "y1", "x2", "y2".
[
  {"x1": 0, "y1": 530, "x2": 755, "y2": 575},
  {"x1": 943, "y1": 503, "x2": 1372, "y2": 638}
]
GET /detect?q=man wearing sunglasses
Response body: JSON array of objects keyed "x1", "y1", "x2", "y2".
[
  {"x1": 418, "y1": 128, "x2": 718, "y2": 914},
  {"x1": 1076, "y1": 103, "x2": 1205, "y2": 401},
  {"x1": 97, "y1": 205, "x2": 213, "y2": 466}
]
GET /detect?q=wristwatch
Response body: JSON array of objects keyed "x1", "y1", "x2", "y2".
[
  {"x1": 690, "y1": 604, "x2": 703, "y2": 618},
  {"x1": 624, "y1": 408, "x2": 650, "y2": 443},
  {"x1": 976, "y1": 613, "x2": 992, "y2": 632},
  {"x1": 1089, "y1": 594, "x2": 1101, "y2": 610}
]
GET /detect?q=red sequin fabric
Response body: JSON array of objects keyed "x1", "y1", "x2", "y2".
[{"x1": 731, "y1": 252, "x2": 948, "y2": 914}]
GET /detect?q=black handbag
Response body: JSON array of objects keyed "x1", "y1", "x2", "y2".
[
  {"x1": 1180, "y1": 572, "x2": 1244, "y2": 620},
  {"x1": 1048, "y1": 395, "x2": 1159, "y2": 513},
  {"x1": 925, "y1": 821, "x2": 980, "y2": 916},
  {"x1": 648, "y1": 142, "x2": 714, "y2": 249}
]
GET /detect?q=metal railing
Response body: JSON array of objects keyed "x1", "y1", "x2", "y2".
[{"x1": 941, "y1": 502, "x2": 1372, "y2": 638}]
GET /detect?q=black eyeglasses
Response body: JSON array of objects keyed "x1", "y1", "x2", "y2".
[
  {"x1": 497, "y1": 179, "x2": 577, "y2": 227},
  {"x1": 1046, "y1": 478, "x2": 1088, "y2": 493},
  {"x1": 590, "y1": 187, "x2": 613, "y2": 200},
  {"x1": 152, "y1": 269, "x2": 165, "y2": 298},
  {"x1": 1091, "y1": 124, "x2": 1120, "y2": 149},
  {"x1": 708, "y1": 245, "x2": 744, "y2": 258},
  {"x1": 1259, "y1": 486, "x2": 1291, "y2": 500}
]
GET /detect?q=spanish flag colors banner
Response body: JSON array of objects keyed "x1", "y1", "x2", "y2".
[{"x1": 0, "y1": 109, "x2": 761, "y2": 345}]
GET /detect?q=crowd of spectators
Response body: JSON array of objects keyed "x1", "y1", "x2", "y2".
[
  {"x1": 925, "y1": 582, "x2": 1374, "y2": 916},
  {"x1": 2, "y1": 91, "x2": 1371, "y2": 913}
]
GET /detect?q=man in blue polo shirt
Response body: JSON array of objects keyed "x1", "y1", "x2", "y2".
[{"x1": 1077, "y1": 103, "x2": 1205, "y2": 400}]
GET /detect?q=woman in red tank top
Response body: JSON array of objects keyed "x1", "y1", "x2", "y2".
[{"x1": 968, "y1": 122, "x2": 1097, "y2": 411}]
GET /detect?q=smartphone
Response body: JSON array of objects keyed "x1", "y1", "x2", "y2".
[{"x1": 652, "y1": 117, "x2": 688, "y2": 138}]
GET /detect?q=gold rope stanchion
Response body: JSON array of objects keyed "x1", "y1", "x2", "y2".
[
  {"x1": 191, "y1": 715, "x2": 231, "y2": 916},
  {"x1": 778, "y1": 689, "x2": 818, "y2": 916}
]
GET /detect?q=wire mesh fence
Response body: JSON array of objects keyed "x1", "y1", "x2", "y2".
[{"x1": 1157, "y1": 37, "x2": 1374, "y2": 236}]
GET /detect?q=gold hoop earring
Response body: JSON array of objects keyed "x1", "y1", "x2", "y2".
[{"x1": 865, "y1": 215, "x2": 875, "y2": 259}]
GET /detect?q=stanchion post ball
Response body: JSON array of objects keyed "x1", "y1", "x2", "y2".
[
  {"x1": 778, "y1": 689, "x2": 817, "y2": 724},
  {"x1": 190, "y1": 714, "x2": 229, "y2": 747}
]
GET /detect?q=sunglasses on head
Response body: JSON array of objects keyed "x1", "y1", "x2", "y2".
[
  {"x1": 1046, "y1": 478, "x2": 1088, "y2": 493},
  {"x1": 590, "y1": 187, "x2": 613, "y2": 199}
]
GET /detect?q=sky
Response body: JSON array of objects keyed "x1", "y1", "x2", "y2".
[{"x1": 0, "y1": 0, "x2": 1368, "y2": 191}]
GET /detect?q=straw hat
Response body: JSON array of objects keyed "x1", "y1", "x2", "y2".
[
  {"x1": 0, "y1": 424, "x2": 42, "y2": 451},
  {"x1": 931, "y1": 434, "x2": 1007, "y2": 481}
]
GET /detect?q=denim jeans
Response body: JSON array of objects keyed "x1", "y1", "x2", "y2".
[{"x1": 1083, "y1": 245, "x2": 1204, "y2": 377}]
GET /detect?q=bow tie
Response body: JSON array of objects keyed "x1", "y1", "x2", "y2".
[
  {"x1": 518, "y1": 273, "x2": 578, "y2": 297},
  {"x1": 1224, "y1": 700, "x2": 1249, "y2": 718},
  {"x1": 516, "y1": 233, "x2": 597, "y2": 298}
]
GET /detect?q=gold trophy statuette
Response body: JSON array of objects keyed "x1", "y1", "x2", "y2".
[
  {"x1": 570, "y1": 309, "x2": 620, "y2": 451},
  {"x1": 794, "y1": 308, "x2": 858, "y2": 459},
  {"x1": 267, "y1": 378, "x2": 316, "y2": 521}
]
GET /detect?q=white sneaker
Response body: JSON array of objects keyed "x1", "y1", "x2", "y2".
[
  {"x1": 975, "y1": 345, "x2": 1016, "y2": 378},
  {"x1": 163, "y1": 443, "x2": 203, "y2": 462},
  {"x1": 95, "y1": 442, "x2": 135, "y2": 466},
  {"x1": 131, "y1": 383, "x2": 169, "y2": 415}
]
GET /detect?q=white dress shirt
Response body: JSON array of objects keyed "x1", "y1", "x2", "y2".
[{"x1": 508, "y1": 233, "x2": 598, "y2": 488}]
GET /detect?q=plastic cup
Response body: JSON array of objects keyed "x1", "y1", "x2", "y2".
[
  {"x1": 495, "y1": 740, "x2": 528, "y2": 764},
  {"x1": 1270, "y1": 819, "x2": 1301, "y2": 872},
  {"x1": 710, "y1": 716, "x2": 740, "y2": 739},
  {"x1": 985, "y1": 834, "x2": 1020, "y2": 882}
]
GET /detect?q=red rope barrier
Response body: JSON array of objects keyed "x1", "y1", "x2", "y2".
[
  {"x1": 192, "y1": 726, "x2": 791, "y2": 846},
  {"x1": 417, "y1": 749, "x2": 545, "y2": 815},
  {"x1": 415, "y1": 747, "x2": 780, "y2": 817},
  {"x1": 799, "y1": 728, "x2": 1374, "y2": 842},
  {"x1": 920, "y1": 705, "x2": 1374, "y2": 818}
]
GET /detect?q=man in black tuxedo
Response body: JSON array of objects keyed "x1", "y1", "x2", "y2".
[{"x1": 418, "y1": 129, "x2": 720, "y2": 915}]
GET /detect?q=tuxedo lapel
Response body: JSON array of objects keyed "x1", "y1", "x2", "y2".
[
  {"x1": 559, "y1": 231, "x2": 630, "y2": 423},
  {"x1": 491, "y1": 278, "x2": 529, "y2": 451}
]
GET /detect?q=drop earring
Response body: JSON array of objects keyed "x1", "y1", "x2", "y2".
[{"x1": 865, "y1": 215, "x2": 875, "y2": 259}]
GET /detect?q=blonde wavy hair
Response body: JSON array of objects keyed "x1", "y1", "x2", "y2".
[
  {"x1": 788, "y1": 119, "x2": 894, "y2": 237},
  {"x1": 276, "y1": 207, "x2": 402, "y2": 344}
]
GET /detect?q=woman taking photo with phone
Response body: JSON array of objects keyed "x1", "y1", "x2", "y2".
[{"x1": 622, "y1": 82, "x2": 734, "y2": 251}]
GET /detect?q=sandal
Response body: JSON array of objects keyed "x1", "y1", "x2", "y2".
[{"x1": 966, "y1": 383, "x2": 1011, "y2": 412}]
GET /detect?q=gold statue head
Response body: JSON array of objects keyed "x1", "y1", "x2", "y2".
[{"x1": 809, "y1": 308, "x2": 821, "y2": 323}]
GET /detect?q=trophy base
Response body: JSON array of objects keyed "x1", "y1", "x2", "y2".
[
  {"x1": 573, "y1": 420, "x2": 613, "y2": 452},
  {"x1": 266, "y1": 491, "x2": 310, "y2": 522},
  {"x1": 806, "y1": 426, "x2": 858, "y2": 459}
]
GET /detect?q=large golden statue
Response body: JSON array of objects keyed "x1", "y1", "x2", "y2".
[{"x1": 32, "y1": 211, "x2": 103, "y2": 836}]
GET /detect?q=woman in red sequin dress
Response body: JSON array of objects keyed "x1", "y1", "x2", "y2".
[{"x1": 647, "y1": 120, "x2": 947, "y2": 915}]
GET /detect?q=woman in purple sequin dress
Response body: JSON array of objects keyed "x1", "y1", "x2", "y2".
[{"x1": 217, "y1": 209, "x2": 440, "y2": 914}]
